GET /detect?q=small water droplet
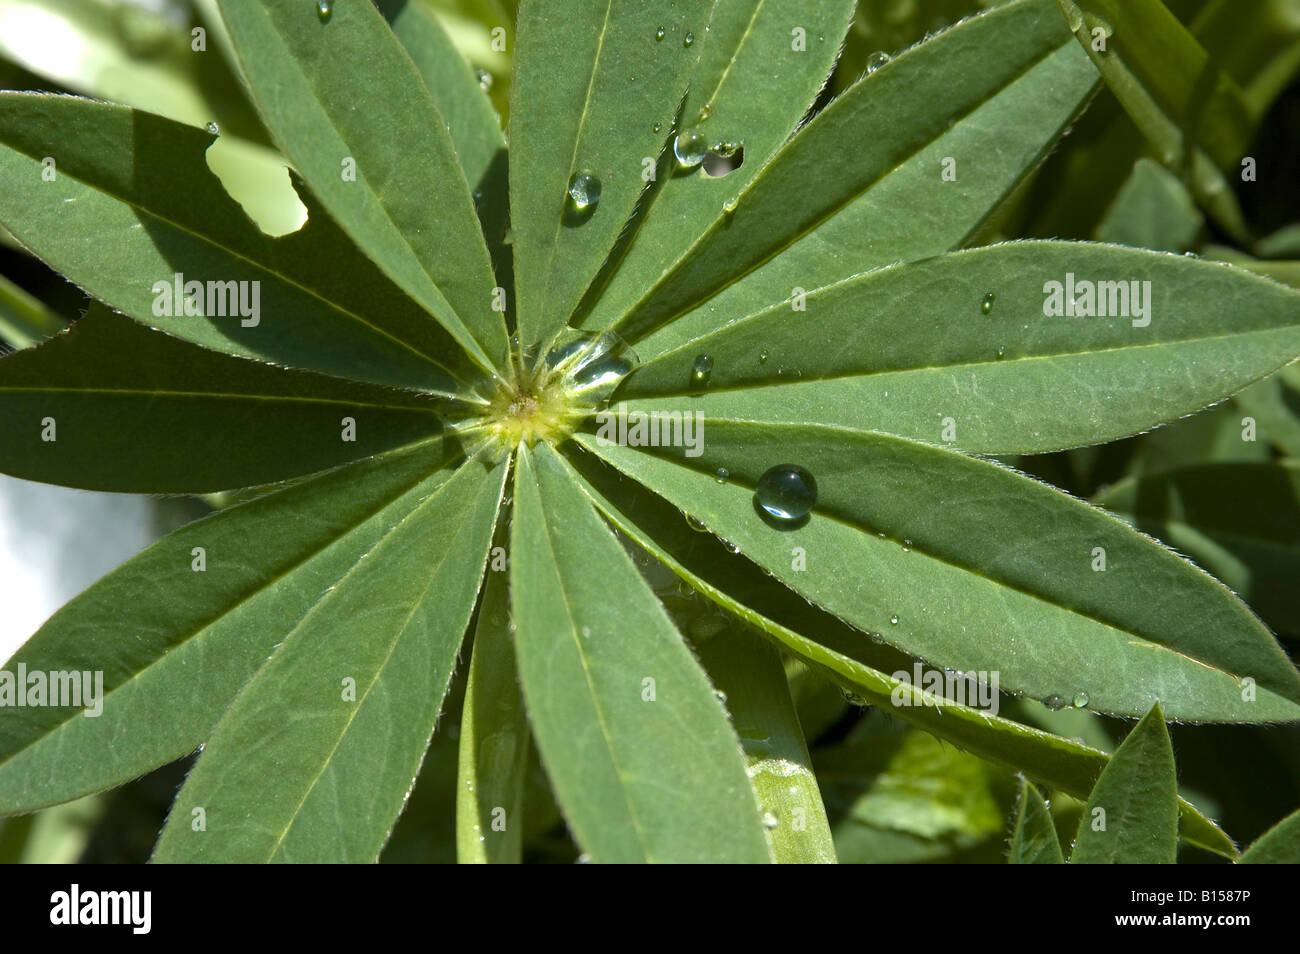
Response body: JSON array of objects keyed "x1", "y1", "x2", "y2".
[
  {"x1": 714, "y1": 688, "x2": 728, "y2": 704},
  {"x1": 889, "y1": 615, "x2": 899, "y2": 625},
  {"x1": 714, "y1": 467, "x2": 729, "y2": 483},
  {"x1": 316, "y1": 0, "x2": 332, "y2": 24},
  {"x1": 683, "y1": 31, "x2": 695, "y2": 47},
  {"x1": 204, "y1": 121, "x2": 219, "y2": 136},
  {"x1": 1072, "y1": 690, "x2": 1089, "y2": 709},
  {"x1": 697, "y1": 102, "x2": 713, "y2": 122},
  {"x1": 981, "y1": 292, "x2": 995, "y2": 315},
  {"x1": 840, "y1": 687, "x2": 871, "y2": 707},
  {"x1": 474, "y1": 68, "x2": 493, "y2": 92},
  {"x1": 995, "y1": 347, "x2": 1006, "y2": 361},
  {"x1": 866, "y1": 51, "x2": 890, "y2": 73},
  {"x1": 691, "y1": 353, "x2": 713, "y2": 388},
  {"x1": 655, "y1": 26, "x2": 666, "y2": 41},
  {"x1": 653, "y1": 121, "x2": 662, "y2": 133},
  {"x1": 755, "y1": 464, "x2": 817, "y2": 522},
  {"x1": 674, "y1": 128, "x2": 708, "y2": 168},
  {"x1": 758, "y1": 349, "x2": 769, "y2": 364},
  {"x1": 762, "y1": 811, "x2": 780, "y2": 830},
  {"x1": 1043, "y1": 694, "x2": 1066, "y2": 711},
  {"x1": 685, "y1": 512, "x2": 708, "y2": 532}
]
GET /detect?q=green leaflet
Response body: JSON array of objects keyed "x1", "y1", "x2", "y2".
[
  {"x1": 1071, "y1": 703, "x2": 1178, "y2": 863},
  {"x1": 1238, "y1": 807, "x2": 1300, "y2": 864},
  {"x1": 1096, "y1": 461, "x2": 1300, "y2": 638},
  {"x1": 1057, "y1": 0, "x2": 1252, "y2": 240},
  {"x1": 0, "y1": 438, "x2": 464, "y2": 816},
  {"x1": 0, "y1": 272, "x2": 64, "y2": 350},
  {"x1": 581, "y1": 0, "x2": 858, "y2": 332},
  {"x1": 0, "y1": 308, "x2": 446, "y2": 493},
  {"x1": 509, "y1": 443, "x2": 772, "y2": 863},
  {"x1": 556, "y1": 443, "x2": 1236, "y2": 858},
  {"x1": 0, "y1": 93, "x2": 481, "y2": 394},
  {"x1": 619, "y1": 242, "x2": 1300, "y2": 455},
  {"x1": 1094, "y1": 158, "x2": 1203, "y2": 253},
  {"x1": 509, "y1": 0, "x2": 712, "y2": 350},
  {"x1": 216, "y1": 0, "x2": 507, "y2": 371},
  {"x1": 152, "y1": 457, "x2": 506, "y2": 863},
  {"x1": 576, "y1": 423, "x2": 1300, "y2": 721},
  {"x1": 693, "y1": 624, "x2": 837, "y2": 864},
  {"x1": 609, "y1": 0, "x2": 1100, "y2": 349},
  {"x1": 1009, "y1": 779, "x2": 1065, "y2": 863},
  {"x1": 456, "y1": 551, "x2": 530, "y2": 864}
]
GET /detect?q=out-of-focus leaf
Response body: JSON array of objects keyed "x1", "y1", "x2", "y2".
[
  {"x1": 1238, "y1": 806, "x2": 1300, "y2": 863},
  {"x1": 1095, "y1": 158, "x2": 1202, "y2": 252}
]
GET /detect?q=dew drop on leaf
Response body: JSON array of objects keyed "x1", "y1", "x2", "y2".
[
  {"x1": 1073, "y1": 690, "x2": 1090, "y2": 709},
  {"x1": 685, "y1": 512, "x2": 707, "y2": 532},
  {"x1": 475, "y1": 69, "x2": 493, "y2": 92},
  {"x1": 655, "y1": 26, "x2": 666, "y2": 41},
  {"x1": 866, "y1": 51, "x2": 890, "y2": 73},
  {"x1": 762, "y1": 811, "x2": 780, "y2": 830},
  {"x1": 691, "y1": 353, "x2": 713, "y2": 387},
  {"x1": 674, "y1": 128, "x2": 708, "y2": 169},
  {"x1": 755, "y1": 465, "x2": 817, "y2": 522},
  {"x1": 683, "y1": 31, "x2": 695, "y2": 47},
  {"x1": 316, "y1": 0, "x2": 332, "y2": 24},
  {"x1": 981, "y1": 292, "x2": 995, "y2": 314},
  {"x1": 205, "y1": 121, "x2": 219, "y2": 136},
  {"x1": 1043, "y1": 694, "x2": 1067, "y2": 710},
  {"x1": 567, "y1": 171, "x2": 601, "y2": 213},
  {"x1": 889, "y1": 615, "x2": 899, "y2": 625},
  {"x1": 758, "y1": 349, "x2": 769, "y2": 364},
  {"x1": 714, "y1": 467, "x2": 729, "y2": 483}
]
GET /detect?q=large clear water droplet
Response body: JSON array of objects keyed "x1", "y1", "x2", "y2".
[
  {"x1": 1072, "y1": 690, "x2": 1089, "y2": 709},
  {"x1": 866, "y1": 51, "x2": 890, "y2": 73},
  {"x1": 545, "y1": 330, "x2": 638, "y2": 402},
  {"x1": 714, "y1": 467, "x2": 729, "y2": 483},
  {"x1": 755, "y1": 465, "x2": 817, "y2": 522},
  {"x1": 674, "y1": 129, "x2": 708, "y2": 169},
  {"x1": 1043, "y1": 694, "x2": 1066, "y2": 711},
  {"x1": 567, "y1": 171, "x2": 601, "y2": 213}
]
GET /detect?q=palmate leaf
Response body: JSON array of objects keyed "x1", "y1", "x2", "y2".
[
  {"x1": 576, "y1": 424, "x2": 1300, "y2": 722},
  {"x1": 0, "y1": 438, "x2": 464, "y2": 816},
  {"x1": 619, "y1": 242, "x2": 1300, "y2": 455},
  {"x1": 1071, "y1": 703, "x2": 1178, "y2": 863},
  {"x1": 510, "y1": 443, "x2": 772, "y2": 862},
  {"x1": 508, "y1": 0, "x2": 712, "y2": 350},
  {"x1": 557, "y1": 445, "x2": 1236, "y2": 858},
  {"x1": 601, "y1": 0, "x2": 1100, "y2": 349},
  {"x1": 0, "y1": 93, "x2": 482, "y2": 394},
  {"x1": 152, "y1": 457, "x2": 507, "y2": 863},
  {"x1": 214, "y1": 0, "x2": 509, "y2": 371},
  {"x1": 1009, "y1": 779, "x2": 1065, "y2": 864},
  {"x1": 0, "y1": 307, "x2": 447, "y2": 492}
]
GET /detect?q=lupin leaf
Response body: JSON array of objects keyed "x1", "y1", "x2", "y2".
[
  {"x1": 581, "y1": 0, "x2": 857, "y2": 333},
  {"x1": 1009, "y1": 779, "x2": 1065, "y2": 863},
  {"x1": 152, "y1": 458, "x2": 506, "y2": 863},
  {"x1": 0, "y1": 308, "x2": 446, "y2": 493},
  {"x1": 0, "y1": 438, "x2": 463, "y2": 816},
  {"x1": 556, "y1": 443, "x2": 1235, "y2": 858},
  {"x1": 456, "y1": 555, "x2": 531, "y2": 864},
  {"x1": 1238, "y1": 807, "x2": 1300, "y2": 864},
  {"x1": 1071, "y1": 703, "x2": 1178, "y2": 863},
  {"x1": 607, "y1": 0, "x2": 1100, "y2": 348},
  {"x1": 215, "y1": 0, "x2": 508, "y2": 371},
  {"x1": 509, "y1": 443, "x2": 772, "y2": 863},
  {"x1": 508, "y1": 0, "x2": 712, "y2": 350},
  {"x1": 576, "y1": 424, "x2": 1300, "y2": 721},
  {"x1": 0, "y1": 93, "x2": 481, "y2": 393},
  {"x1": 618, "y1": 242, "x2": 1300, "y2": 455}
]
